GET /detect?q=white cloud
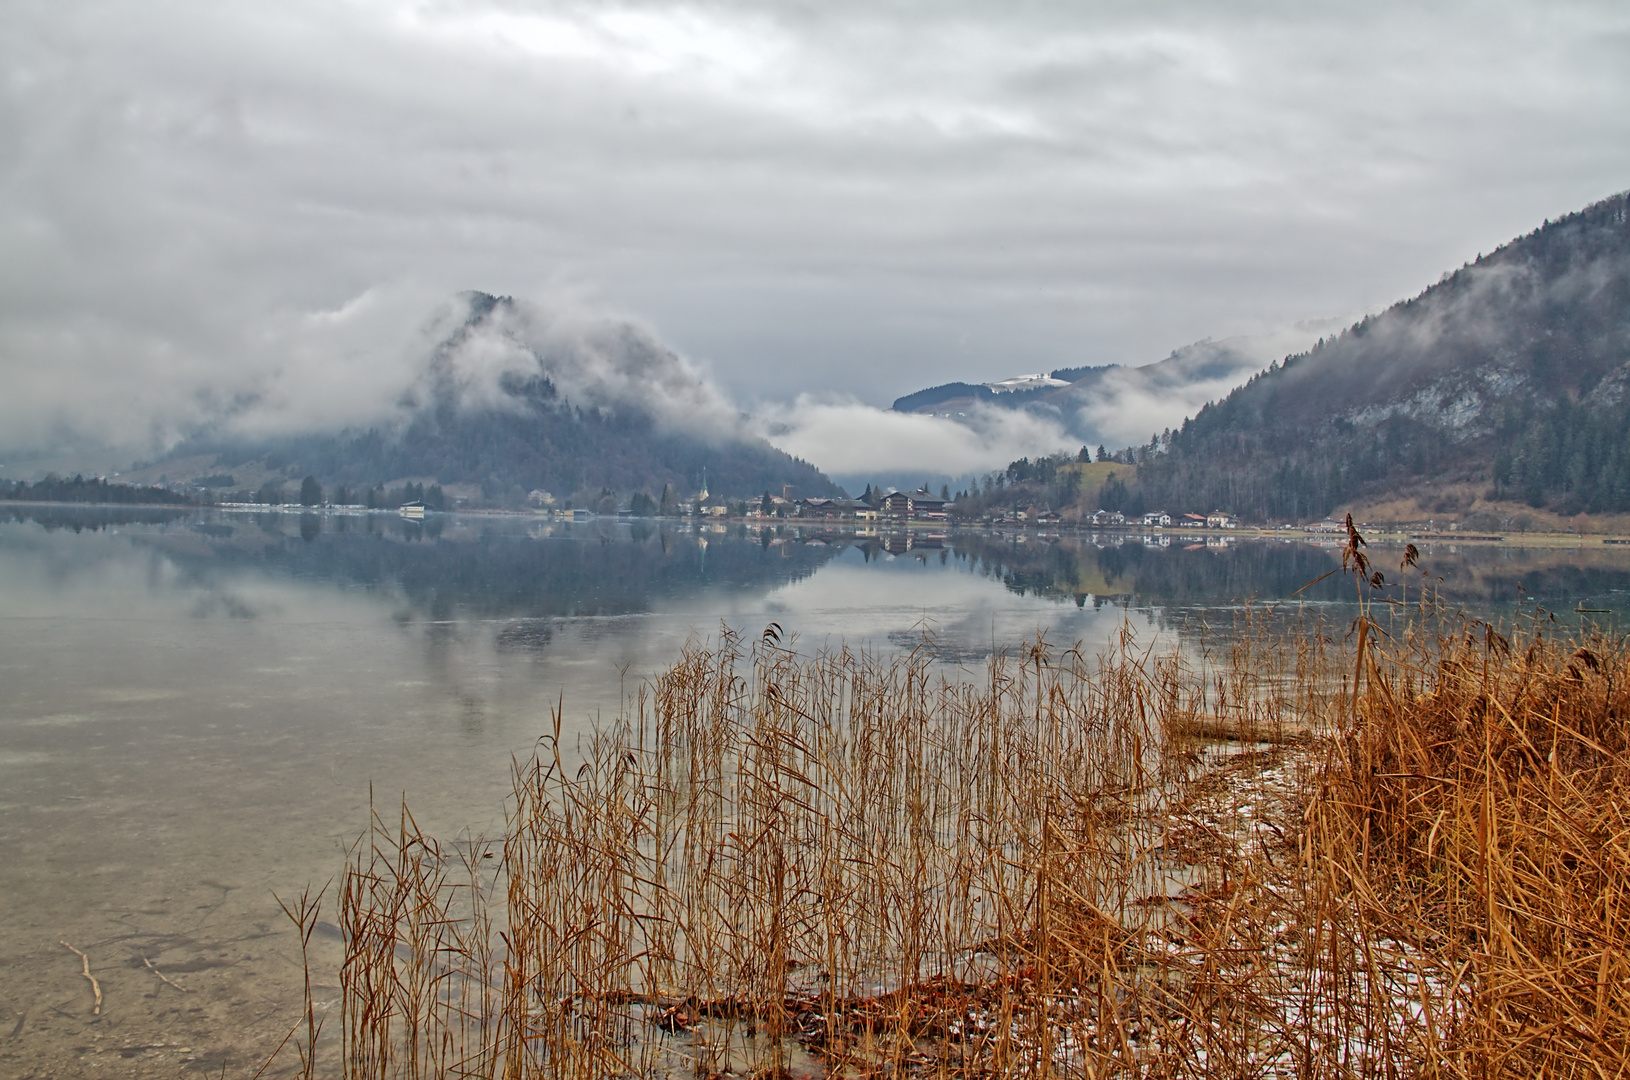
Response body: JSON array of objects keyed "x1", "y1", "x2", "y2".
[
  {"x1": 1074, "y1": 367, "x2": 1255, "y2": 449},
  {"x1": 1070, "y1": 321, "x2": 1337, "y2": 447},
  {"x1": 757, "y1": 396, "x2": 1076, "y2": 477}
]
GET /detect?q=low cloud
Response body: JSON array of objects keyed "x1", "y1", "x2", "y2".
[
  {"x1": 4, "y1": 288, "x2": 752, "y2": 460},
  {"x1": 1064, "y1": 322, "x2": 1339, "y2": 448},
  {"x1": 408, "y1": 294, "x2": 746, "y2": 442},
  {"x1": 1073, "y1": 367, "x2": 1257, "y2": 450},
  {"x1": 757, "y1": 396, "x2": 1077, "y2": 478}
]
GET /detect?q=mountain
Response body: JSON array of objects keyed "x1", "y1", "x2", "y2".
[
  {"x1": 142, "y1": 293, "x2": 842, "y2": 507},
  {"x1": 1131, "y1": 190, "x2": 1630, "y2": 523},
  {"x1": 891, "y1": 338, "x2": 1287, "y2": 450}
]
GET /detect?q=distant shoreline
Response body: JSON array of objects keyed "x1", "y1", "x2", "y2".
[{"x1": 8, "y1": 499, "x2": 1630, "y2": 550}]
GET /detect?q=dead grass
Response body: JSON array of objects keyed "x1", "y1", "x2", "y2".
[
  {"x1": 264, "y1": 543, "x2": 1630, "y2": 1077},
  {"x1": 1341, "y1": 488, "x2": 1630, "y2": 537}
]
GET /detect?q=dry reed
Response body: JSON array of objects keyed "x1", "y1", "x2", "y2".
[{"x1": 265, "y1": 550, "x2": 1630, "y2": 1077}]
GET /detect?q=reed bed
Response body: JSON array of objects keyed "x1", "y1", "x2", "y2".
[
  {"x1": 1309, "y1": 619, "x2": 1630, "y2": 1076},
  {"x1": 274, "y1": 561, "x2": 1630, "y2": 1077}
]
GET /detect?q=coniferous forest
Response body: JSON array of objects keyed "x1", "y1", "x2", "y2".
[{"x1": 1121, "y1": 191, "x2": 1630, "y2": 521}]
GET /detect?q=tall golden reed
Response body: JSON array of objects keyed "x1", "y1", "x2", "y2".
[{"x1": 272, "y1": 583, "x2": 1630, "y2": 1077}]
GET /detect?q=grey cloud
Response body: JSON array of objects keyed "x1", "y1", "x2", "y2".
[{"x1": 2, "y1": 0, "x2": 1629, "y2": 467}]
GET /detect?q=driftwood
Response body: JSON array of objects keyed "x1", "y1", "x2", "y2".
[
  {"x1": 1169, "y1": 711, "x2": 1310, "y2": 744},
  {"x1": 60, "y1": 941, "x2": 101, "y2": 1015},
  {"x1": 141, "y1": 955, "x2": 189, "y2": 993}
]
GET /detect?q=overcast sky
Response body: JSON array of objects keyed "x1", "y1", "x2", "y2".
[{"x1": 4, "y1": 0, "x2": 1629, "y2": 469}]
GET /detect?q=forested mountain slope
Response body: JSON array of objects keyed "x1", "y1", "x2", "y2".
[{"x1": 1135, "y1": 191, "x2": 1630, "y2": 521}]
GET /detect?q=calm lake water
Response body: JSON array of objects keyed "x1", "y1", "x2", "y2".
[{"x1": 3, "y1": 505, "x2": 1627, "y2": 1076}]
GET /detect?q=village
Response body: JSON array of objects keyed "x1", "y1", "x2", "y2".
[{"x1": 556, "y1": 482, "x2": 1255, "y2": 533}]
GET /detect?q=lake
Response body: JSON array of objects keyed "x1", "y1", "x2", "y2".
[{"x1": 2, "y1": 505, "x2": 1627, "y2": 1076}]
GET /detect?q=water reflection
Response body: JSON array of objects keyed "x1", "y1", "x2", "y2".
[
  {"x1": 2, "y1": 505, "x2": 1628, "y2": 1074},
  {"x1": 950, "y1": 529, "x2": 1630, "y2": 622},
  {"x1": 6, "y1": 504, "x2": 1628, "y2": 625}
]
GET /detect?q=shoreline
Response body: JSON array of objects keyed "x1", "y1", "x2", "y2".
[{"x1": 8, "y1": 498, "x2": 1630, "y2": 549}]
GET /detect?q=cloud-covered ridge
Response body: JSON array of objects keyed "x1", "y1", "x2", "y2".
[{"x1": 408, "y1": 293, "x2": 745, "y2": 442}]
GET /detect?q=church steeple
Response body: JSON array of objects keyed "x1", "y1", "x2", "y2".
[{"x1": 698, "y1": 467, "x2": 709, "y2": 501}]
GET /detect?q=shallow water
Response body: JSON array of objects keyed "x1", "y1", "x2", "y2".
[{"x1": 1, "y1": 506, "x2": 1626, "y2": 1076}]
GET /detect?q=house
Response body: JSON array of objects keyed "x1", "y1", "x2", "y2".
[
  {"x1": 1090, "y1": 510, "x2": 1125, "y2": 527},
  {"x1": 1206, "y1": 510, "x2": 1237, "y2": 529},
  {"x1": 798, "y1": 497, "x2": 841, "y2": 519},
  {"x1": 909, "y1": 490, "x2": 948, "y2": 521},
  {"x1": 807, "y1": 498, "x2": 874, "y2": 520},
  {"x1": 1141, "y1": 511, "x2": 1172, "y2": 527},
  {"x1": 880, "y1": 491, "x2": 915, "y2": 519},
  {"x1": 702, "y1": 504, "x2": 729, "y2": 517}
]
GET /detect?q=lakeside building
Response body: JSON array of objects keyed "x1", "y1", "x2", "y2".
[
  {"x1": 872, "y1": 488, "x2": 949, "y2": 522},
  {"x1": 909, "y1": 489, "x2": 948, "y2": 521},
  {"x1": 795, "y1": 496, "x2": 856, "y2": 519},
  {"x1": 880, "y1": 491, "x2": 915, "y2": 519}
]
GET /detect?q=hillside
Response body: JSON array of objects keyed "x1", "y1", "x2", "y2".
[
  {"x1": 148, "y1": 294, "x2": 842, "y2": 507},
  {"x1": 1129, "y1": 191, "x2": 1630, "y2": 523}
]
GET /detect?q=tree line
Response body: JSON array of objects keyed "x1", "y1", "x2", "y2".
[{"x1": 0, "y1": 475, "x2": 193, "y2": 506}]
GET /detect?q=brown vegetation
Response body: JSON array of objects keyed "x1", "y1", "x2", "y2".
[
  {"x1": 1342, "y1": 485, "x2": 1630, "y2": 537},
  {"x1": 267, "y1": 552, "x2": 1630, "y2": 1077}
]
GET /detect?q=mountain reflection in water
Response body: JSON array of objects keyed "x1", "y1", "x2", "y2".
[
  {"x1": 951, "y1": 529, "x2": 1630, "y2": 618},
  {"x1": 6, "y1": 505, "x2": 1629, "y2": 625}
]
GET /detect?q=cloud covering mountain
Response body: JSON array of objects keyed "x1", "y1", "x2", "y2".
[
  {"x1": 4, "y1": 0, "x2": 1630, "y2": 471},
  {"x1": 155, "y1": 292, "x2": 842, "y2": 501},
  {"x1": 886, "y1": 321, "x2": 1339, "y2": 455}
]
